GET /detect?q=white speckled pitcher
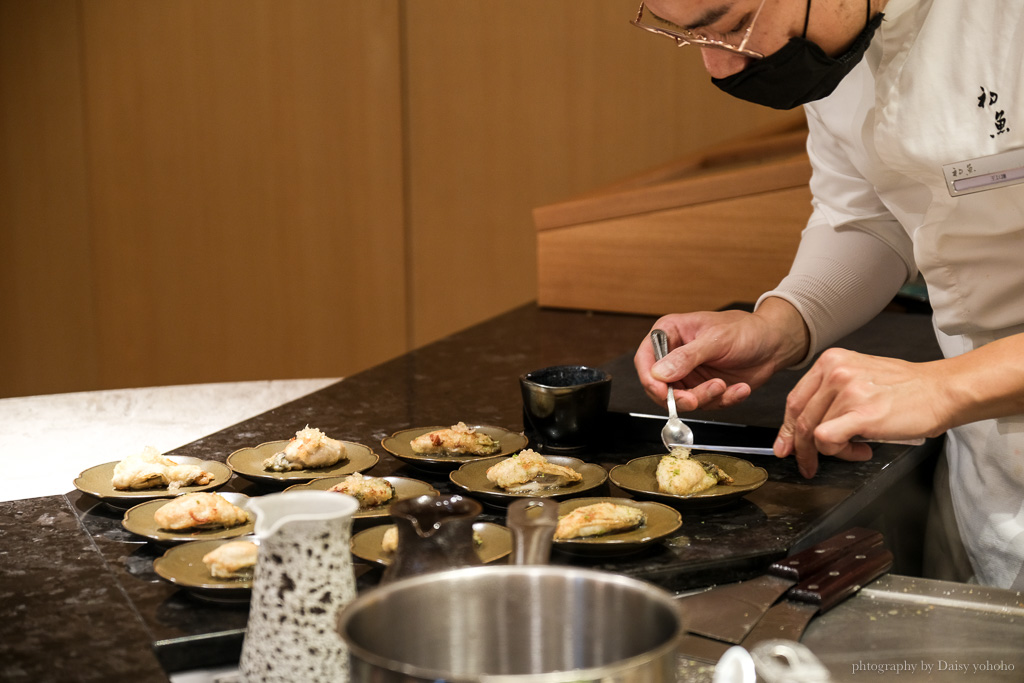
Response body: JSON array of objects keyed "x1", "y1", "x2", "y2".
[{"x1": 240, "y1": 490, "x2": 358, "y2": 683}]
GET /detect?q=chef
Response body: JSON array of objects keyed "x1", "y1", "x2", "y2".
[{"x1": 631, "y1": 0, "x2": 1024, "y2": 590}]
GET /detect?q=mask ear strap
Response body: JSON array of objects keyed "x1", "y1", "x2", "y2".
[
  {"x1": 865, "y1": 0, "x2": 871, "y2": 25},
  {"x1": 801, "y1": 0, "x2": 812, "y2": 38}
]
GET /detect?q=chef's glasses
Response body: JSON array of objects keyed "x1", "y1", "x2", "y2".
[{"x1": 630, "y1": 0, "x2": 767, "y2": 59}]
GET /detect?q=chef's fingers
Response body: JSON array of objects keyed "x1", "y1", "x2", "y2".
[
  {"x1": 715, "y1": 381, "x2": 752, "y2": 408},
  {"x1": 775, "y1": 364, "x2": 828, "y2": 474},
  {"x1": 637, "y1": 339, "x2": 704, "y2": 409},
  {"x1": 826, "y1": 441, "x2": 874, "y2": 462},
  {"x1": 680, "y1": 380, "x2": 751, "y2": 411},
  {"x1": 815, "y1": 411, "x2": 875, "y2": 455},
  {"x1": 671, "y1": 377, "x2": 727, "y2": 411},
  {"x1": 650, "y1": 345, "x2": 696, "y2": 383},
  {"x1": 635, "y1": 334, "x2": 676, "y2": 404}
]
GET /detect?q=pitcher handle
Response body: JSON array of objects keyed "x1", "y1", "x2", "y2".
[{"x1": 507, "y1": 498, "x2": 558, "y2": 565}]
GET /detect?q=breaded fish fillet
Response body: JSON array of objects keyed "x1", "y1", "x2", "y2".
[
  {"x1": 485, "y1": 449, "x2": 582, "y2": 493},
  {"x1": 328, "y1": 472, "x2": 395, "y2": 508},
  {"x1": 153, "y1": 492, "x2": 250, "y2": 531},
  {"x1": 409, "y1": 422, "x2": 500, "y2": 455},
  {"x1": 262, "y1": 426, "x2": 346, "y2": 472},
  {"x1": 202, "y1": 540, "x2": 258, "y2": 578},
  {"x1": 656, "y1": 448, "x2": 733, "y2": 496},
  {"x1": 111, "y1": 446, "x2": 214, "y2": 491},
  {"x1": 554, "y1": 502, "x2": 645, "y2": 540}
]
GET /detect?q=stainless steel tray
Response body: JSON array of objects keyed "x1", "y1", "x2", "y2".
[{"x1": 676, "y1": 574, "x2": 1024, "y2": 682}]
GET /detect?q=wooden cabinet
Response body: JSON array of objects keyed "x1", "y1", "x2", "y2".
[{"x1": 535, "y1": 114, "x2": 811, "y2": 315}]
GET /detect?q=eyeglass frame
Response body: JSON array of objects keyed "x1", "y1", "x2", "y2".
[{"x1": 630, "y1": 0, "x2": 768, "y2": 59}]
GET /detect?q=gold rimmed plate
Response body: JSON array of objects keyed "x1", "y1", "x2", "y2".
[
  {"x1": 609, "y1": 454, "x2": 768, "y2": 509},
  {"x1": 283, "y1": 476, "x2": 438, "y2": 519},
  {"x1": 73, "y1": 456, "x2": 231, "y2": 509},
  {"x1": 226, "y1": 440, "x2": 379, "y2": 486},
  {"x1": 551, "y1": 496, "x2": 681, "y2": 556},
  {"x1": 449, "y1": 455, "x2": 607, "y2": 505},
  {"x1": 381, "y1": 425, "x2": 529, "y2": 470},
  {"x1": 153, "y1": 535, "x2": 258, "y2": 602},
  {"x1": 350, "y1": 522, "x2": 513, "y2": 567},
  {"x1": 122, "y1": 492, "x2": 256, "y2": 544}
]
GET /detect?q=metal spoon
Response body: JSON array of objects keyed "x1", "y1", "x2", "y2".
[
  {"x1": 650, "y1": 329, "x2": 694, "y2": 451},
  {"x1": 649, "y1": 330, "x2": 924, "y2": 455}
]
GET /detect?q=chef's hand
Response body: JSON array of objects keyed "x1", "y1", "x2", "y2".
[
  {"x1": 774, "y1": 349, "x2": 948, "y2": 478},
  {"x1": 635, "y1": 298, "x2": 810, "y2": 412}
]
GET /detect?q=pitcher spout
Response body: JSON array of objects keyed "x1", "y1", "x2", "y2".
[{"x1": 248, "y1": 489, "x2": 359, "y2": 539}]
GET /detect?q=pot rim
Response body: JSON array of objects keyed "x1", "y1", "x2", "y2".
[{"x1": 337, "y1": 565, "x2": 684, "y2": 683}]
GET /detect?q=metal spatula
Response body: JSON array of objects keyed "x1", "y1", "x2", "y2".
[{"x1": 650, "y1": 329, "x2": 693, "y2": 451}]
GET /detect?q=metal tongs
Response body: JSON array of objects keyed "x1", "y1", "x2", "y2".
[{"x1": 649, "y1": 329, "x2": 923, "y2": 456}]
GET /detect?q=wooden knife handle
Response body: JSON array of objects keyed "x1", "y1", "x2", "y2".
[
  {"x1": 786, "y1": 545, "x2": 894, "y2": 613},
  {"x1": 769, "y1": 527, "x2": 884, "y2": 581}
]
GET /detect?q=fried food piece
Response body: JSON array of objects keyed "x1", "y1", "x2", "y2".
[
  {"x1": 381, "y1": 525, "x2": 400, "y2": 554},
  {"x1": 153, "y1": 492, "x2": 251, "y2": 531},
  {"x1": 485, "y1": 449, "x2": 582, "y2": 493},
  {"x1": 554, "y1": 502, "x2": 645, "y2": 540},
  {"x1": 328, "y1": 472, "x2": 396, "y2": 509},
  {"x1": 262, "y1": 426, "x2": 346, "y2": 472},
  {"x1": 111, "y1": 446, "x2": 215, "y2": 491},
  {"x1": 409, "y1": 422, "x2": 500, "y2": 456},
  {"x1": 656, "y1": 448, "x2": 734, "y2": 496},
  {"x1": 202, "y1": 540, "x2": 258, "y2": 578},
  {"x1": 380, "y1": 525, "x2": 482, "y2": 554}
]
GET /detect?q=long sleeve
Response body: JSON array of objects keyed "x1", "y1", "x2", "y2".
[
  {"x1": 754, "y1": 76, "x2": 920, "y2": 366},
  {"x1": 756, "y1": 212, "x2": 911, "y2": 366}
]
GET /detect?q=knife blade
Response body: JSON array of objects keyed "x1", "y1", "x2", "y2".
[
  {"x1": 676, "y1": 528, "x2": 883, "y2": 644},
  {"x1": 677, "y1": 543, "x2": 894, "y2": 664},
  {"x1": 739, "y1": 544, "x2": 894, "y2": 650}
]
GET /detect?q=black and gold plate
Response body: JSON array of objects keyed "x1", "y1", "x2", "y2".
[
  {"x1": 449, "y1": 454, "x2": 607, "y2": 505},
  {"x1": 284, "y1": 476, "x2": 438, "y2": 520},
  {"x1": 552, "y1": 496, "x2": 682, "y2": 556},
  {"x1": 122, "y1": 492, "x2": 256, "y2": 544},
  {"x1": 73, "y1": 456, "x2": 231, "y2": 509},
  {"x1": 609, "y1": 454, "x2": 767, "y2": 509},
  {"x1": 381, "y1": 425, "x2": 529, "y2": 470},
  {"x1": 226, "y1": 440, "x2": 379, "y2": 486},
  {"x1": 153, "y1": 535, "x2": 258, "y2": 602},
  {"x1": 350, "y1": 522, "x2": 512, "y2": 567}
]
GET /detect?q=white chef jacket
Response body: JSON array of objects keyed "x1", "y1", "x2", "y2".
[{"x1": 757, "y1": 0, "x2": 1024, "y2": 589}]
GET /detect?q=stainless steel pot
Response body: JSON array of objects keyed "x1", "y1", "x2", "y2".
[
  {"x1": 337, "y1": 500, "x2": 684, "y2": 682},
  {"x1": 337, "y1": 564, "x2": 682, "y2": 682}
]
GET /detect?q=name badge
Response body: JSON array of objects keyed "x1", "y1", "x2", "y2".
[{"x1": 943, "y1": 148, "x2": 1024, "y2": 197}]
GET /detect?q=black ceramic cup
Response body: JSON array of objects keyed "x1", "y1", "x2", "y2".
[{"x1": 519, "y1": 365, "x2": 612, "y2": 453}]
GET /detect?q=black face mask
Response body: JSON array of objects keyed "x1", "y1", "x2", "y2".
[{"x1": 712, "y1": 4, "x2": 884, "y2": 110}]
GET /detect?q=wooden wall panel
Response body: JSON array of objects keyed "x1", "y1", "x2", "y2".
[
  {"x1": 1, "y1": 0, "x2": 799, "y2": 399},
  {"x1": 401, "y1": 0, "x2": 793, "y2": 347},
  {"x1": 0, "y1": 0, "x2": 99, "y2": 397},
  {"x1": 538, "y1": 186, "x2": 812, "y2": 315},
  {"x1": 77, "y1": 0, "x2": 406, "y2": 390}
]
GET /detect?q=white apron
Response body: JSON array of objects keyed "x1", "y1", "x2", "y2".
[{"x1": 804, "y1": 0, "x2": 1024, "y2": 587}]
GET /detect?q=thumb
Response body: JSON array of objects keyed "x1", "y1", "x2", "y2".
[
  {"x1": 652, "y1": 333, "x2": 721, "y2": 382},
  {"x1": 774, "y1": 421, "x2": 795, "y2": 457},
  {"x1": 651, "y1": 346, "x2": 696, "y2": 383}
]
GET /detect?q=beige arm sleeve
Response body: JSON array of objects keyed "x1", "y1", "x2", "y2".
[{"x1": 755, "y1": 213, "x2": 912, "y2": 368}]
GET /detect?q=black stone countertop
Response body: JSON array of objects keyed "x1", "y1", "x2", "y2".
[{"x1": 0, "y1": 303, "x2": 944, "y2": 682}]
